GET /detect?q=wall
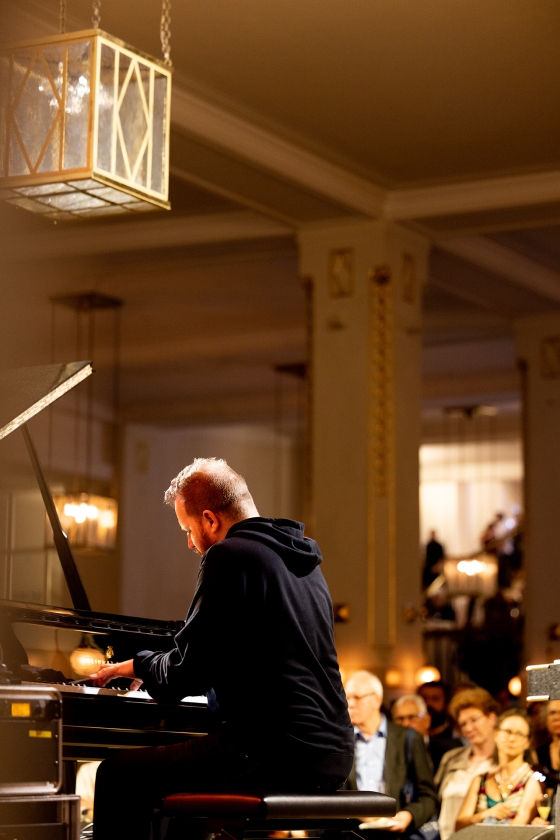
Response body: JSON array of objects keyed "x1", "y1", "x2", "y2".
[{"x1": 121, "y1": 422, "x2": 301, "y2": 620}]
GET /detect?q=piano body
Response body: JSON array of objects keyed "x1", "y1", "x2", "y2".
[{"x1": 0, "y1": 362, "x2": 210, "y2": 762}]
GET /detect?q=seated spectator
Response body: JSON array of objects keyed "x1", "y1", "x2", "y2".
[
  {"x1": 535, "y1": 699, "x2": 560, "y2": 776},
  {"x1": 345, "y1": 670, "x2": 438, "y2": 836},
  {"x1": 455, "y1": 709, "x2": 540, "y2": 829},
  {"x1": 392, "y1": 694, "x2": 462, "y2": 773},
  {"x1": 435, "y1": 687, "x2": 500, "y2": 840},
  {"x1": 418, "y1": 681, "x2": 454, "y2": 740}
]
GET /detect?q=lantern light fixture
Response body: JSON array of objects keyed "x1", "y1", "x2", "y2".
[
  {"x1": 414, "y1": 665, "x2": 441, "y2": 686},
  {"x1": 0, "y1": 1, "x2": 172, "y2": 220}
]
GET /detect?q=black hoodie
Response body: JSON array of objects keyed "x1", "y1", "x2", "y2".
[{"x1": 134, "y1": 517, "x2": 353, "y2": 762}]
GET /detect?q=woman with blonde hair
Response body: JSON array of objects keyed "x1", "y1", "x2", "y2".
[{"x1": 455, "y1": 709, "x2": 541, "y2": 829}]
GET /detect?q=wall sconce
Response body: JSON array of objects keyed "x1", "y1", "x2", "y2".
[
  {"x1": 415, "y1": 665, "x2": 441, "y2": 686},
  {"x1": 0, "y1": 22, "x2": 171, "y2": 219},
  {"x1": 333, "y1": 603, "x2": 350, "y2": 623},
  {"x1": 508, "y1": 676, "x2": 522, "y2": 697},
  {"x1": 385, "y1": 669, "x2": 403, "y2": 688}
]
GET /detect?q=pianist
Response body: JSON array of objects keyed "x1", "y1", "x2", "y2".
[{"x1": 90, "y1": 457, "x2": 353, "y2": 840}]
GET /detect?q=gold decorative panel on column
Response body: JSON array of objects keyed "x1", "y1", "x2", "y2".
[
  {"x1": 367, "y1": 263, "x2": 396, "y2": 648},
  {"x1": 0, "y1": 30, "x2": 171, "y2": 219}
]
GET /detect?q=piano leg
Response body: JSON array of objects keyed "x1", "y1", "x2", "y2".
[{"x1": 62, "y1": 760, "x2": 77, "y2": 795}]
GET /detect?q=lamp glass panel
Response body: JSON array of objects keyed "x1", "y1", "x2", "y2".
[
  {"x1": 63, "y1": 40, "x2": 91, "y2": 170},
  {"x1": 97, "y1": 43, "x2": 116, "y2": 173},
  {"x1": 17, "y1": 183, "x2": 76, "y2": 196},
  {"x1": 73, "y1": 204, "x2": 123, "y2": 216},
  {"x1": 7, "y1": 196, "x2": 52, "y2": 213},
  {"x1": 37, "y1": 191, "x2": 107, "y2": 210},
  {"x1": 88, "y1": 185, "x2": 133, "y2": 204},
  {"x1": 12, "y1": 47, "x2": 61, "y2": 175},
  {"x1": 151, "y1": 71, "x2": 167, "y2": 194}
]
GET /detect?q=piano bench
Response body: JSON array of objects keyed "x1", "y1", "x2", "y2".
[{"x1": 158, "y1": 790, "x2": 396, "y2": 840}]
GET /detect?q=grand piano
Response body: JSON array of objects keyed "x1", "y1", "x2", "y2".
[{"x1": 0, "y1": 362, "x2": 210, "y2": 764}]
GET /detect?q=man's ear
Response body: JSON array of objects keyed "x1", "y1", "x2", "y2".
[{"x1": 202, "y1": 509, "x2": 219, "y2": 530}]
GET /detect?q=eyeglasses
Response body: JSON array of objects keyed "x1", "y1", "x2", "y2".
[
  {"x1": 346, "y1": 692, "x2": 377, "y2": 703},
  {"x1": 394, "y1": 713, "x2": 425, "y2": 724},
  {"x1": 458, "y1": 714, "x2": 486, "y2": 730},
  {"x1": 497, "y1": 727, "x2": 529, "y2": 740}
]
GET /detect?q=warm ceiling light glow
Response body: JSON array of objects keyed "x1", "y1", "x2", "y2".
[
  {"x1": 53, "y1": 493, "x2": 117, "y2": 549},
  {"x1": 457, "y1": 559, "x2": 487, "y2": 576},
  {"x1": 385, "y1": 669, "x2": 402, "y2": 688},
  {"x1": 415, "y1": 666, "x2": 441, "y2": 686},
  {"x1": 0, "y1": 29, "x2": 171, "y2": 220},
  {"x1": 508, "y1": 676, "x2": 522, "y2": 696}
]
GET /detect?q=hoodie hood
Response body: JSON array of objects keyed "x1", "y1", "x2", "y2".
[{"x1": 226, "y1": 517, "x2": 322, "y2": 577}]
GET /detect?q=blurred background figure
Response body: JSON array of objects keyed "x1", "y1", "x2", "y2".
[
  {"x1": 423, "y1": 531, "x2": 445, "y2": 591},
  {"x1": 418, "y1": 681, "x2": 454, "y2": 740},
  {"x1": 392, "y1": 694, "x2": 461, "y2": 772},
  {"x1": 435, "y1": 687, "x2": 500, "y2": 840},
  {"x1": 455, "y1": 709, "x2": 540, "y2": 829},
  {"x1": 534, "y1": 700, "x2": 560, "y2": 787}
]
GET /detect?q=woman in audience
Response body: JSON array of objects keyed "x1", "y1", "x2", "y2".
[
  {"x1": 455, "y1": 709, "x2": 540, "y2": 829},
  {"x1": 535, "y1": 699, "x2": 560, "y2": 775},
  {"x1": 435, "y1": 687, "x2": 500, "y2": 840}
]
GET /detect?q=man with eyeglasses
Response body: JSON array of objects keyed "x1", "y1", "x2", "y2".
[
  {"x1": 344, "y1": 671, "x2": 438, "y2": 835},
  {"x1": 392, "y1": 695, "x2": 462, "y2": 772}
]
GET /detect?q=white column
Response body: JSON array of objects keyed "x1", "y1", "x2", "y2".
[
  {"x1": 298, "y1": 220, "x2": 429, "y2": 687},
  {"x1": 515, "y1": 313, "x2": 560, "y2": 666}
]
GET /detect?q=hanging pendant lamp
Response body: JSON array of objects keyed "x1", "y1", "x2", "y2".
[{"x1": 0, "y1": 0, "x2": 172, "y2": 220}]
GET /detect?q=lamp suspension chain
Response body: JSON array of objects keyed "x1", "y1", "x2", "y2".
[
  {"x1": 161, "y1": 0, "x2": 172, "y2": 66},
  {"x1": 59, "y1": 0, "x2": 66, "y2": 34},
  {"x1": 92, "y1": 0, "x2": 101, "y2": 29}
]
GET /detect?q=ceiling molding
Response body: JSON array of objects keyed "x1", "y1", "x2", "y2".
[
  {"x1": 438, "y1": 236, "x2": 560, "y2": 304},
  {"x1": 171, "y1": 87, "x2": 386, "y2": 218},
  {"x1": 387, "y1": 171, "x2": 560, "y2": 221},
  {"x1": 7, "y1": 211, "x2": 292, "y2": 259}
]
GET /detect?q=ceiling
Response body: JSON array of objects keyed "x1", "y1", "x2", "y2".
[{"x1": 2, "y1": 0, "x2": 560, "y2": 432}]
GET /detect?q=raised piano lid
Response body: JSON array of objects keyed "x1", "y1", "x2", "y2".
[
  {"x1": 0, "y1": 361, "x2": 93, "y2": 611},
  {"x1": 0, "y1": 361, "x2": 93, "y2": 442}
]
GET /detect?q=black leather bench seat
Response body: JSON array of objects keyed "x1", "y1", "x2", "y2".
[{"x1": 162, "y1": 789, "x2": 396, "y2": 821}]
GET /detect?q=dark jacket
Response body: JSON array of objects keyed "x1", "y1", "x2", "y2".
[
  {"x1": 347, "y1": 721, "x2": 438, "y2": 830},
  {"x1": 134, "y1": 517, "x2": 354, "y2": 765}
]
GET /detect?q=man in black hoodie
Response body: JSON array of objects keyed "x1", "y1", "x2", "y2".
[{"x1": 91, "y1": 458, "x2": 353, "y2": 840}]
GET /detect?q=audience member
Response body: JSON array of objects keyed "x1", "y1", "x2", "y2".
[
  {"x1": 435, "y1": 687, "x2": 500, "y2": 840},
  {"x1": 455, "y1": 709, "x2": 540, "y2": 829},
  {"x1": 534, "y1": 700, "x2": 560, "y2": 785},
  {"x1": 392, "y1": 694, "x2": 462, "y2": 772},
  {"x1": 418, "y1": 681, "x2": 454, "y2": 740},
  {"x1": 345, "y1": 671, "x2": 438, "y2": 836}
]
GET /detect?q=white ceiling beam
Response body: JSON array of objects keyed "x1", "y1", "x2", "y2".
[
  {"x1": 386, "y1": 171, "x2": 560, "y2": 221},
  {"x1": 438, "y1": 236, "x2": 560, "y2": 304},
  {"x1": 7, "y1": 211, "x2": 292, "y2": 259}
]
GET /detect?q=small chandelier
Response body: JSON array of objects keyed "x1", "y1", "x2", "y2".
[
  {"x1": 54, "y1": 491, "x2": 118, "y2": 550},
  {"x1": 0, "y1": 0, "x2": 172, "y2": 220}
]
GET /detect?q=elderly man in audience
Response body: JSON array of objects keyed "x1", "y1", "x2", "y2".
[
  {"x1": 345, "y1": 671, "x2": 438, "y2": 836},
  {"x1": 392, "y1": 694, "x2": 462, "y2": 773}
]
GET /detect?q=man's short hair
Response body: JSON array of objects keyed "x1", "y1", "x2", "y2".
[
  {"x1": 347, "y1": 670, "x2": 383, "y2": 702},
  {"x1": 418, "y1": 680, "x2": 450, "y2": 701},
  {"x1": 164, "y1": 457, "x2": 254, "y2": 519},
  {"x1": 393, "y1": 694, "x2": 428, "y2": 716}
]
